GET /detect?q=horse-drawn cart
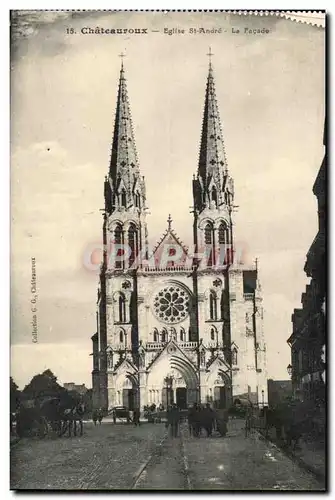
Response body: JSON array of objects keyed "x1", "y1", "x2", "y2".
[
  {"x1": 109, "y1": 406, "x2": 131, "y2": 424},
  {"x1": 15, "y1": 397, "x2": 85, "y2": 438}
]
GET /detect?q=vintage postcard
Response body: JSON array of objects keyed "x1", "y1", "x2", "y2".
[{"x1": 10, "y1": 10, "x2": 326, "y2": 491}]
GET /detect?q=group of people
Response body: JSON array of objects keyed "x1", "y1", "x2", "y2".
[
  {"x1": 165, "y1": 402, "x2": 229, "y2": 438},
  {"x1": 188, "y1": 403, "x2": 229, "y2": 438},
  {"x1": 92, "y1": 408, "x2": 104, "y2": 426}
]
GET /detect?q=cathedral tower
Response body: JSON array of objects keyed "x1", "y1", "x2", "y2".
[
  {"x1": 192, "y1": 55, "x2": 268, "y2": 406},
  {"x1": 92, "y1": 56, "x2": 268, "y2": 412},
  {"x1": 193, "y1": 58, "x2": 235, "y2": 269},
  {"x1": 92, "y1": 60, "x2": 148, "y2": 410}
]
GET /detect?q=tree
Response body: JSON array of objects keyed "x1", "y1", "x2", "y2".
[
  {"x1": 10, "y1": 377, "x2": 21, "y2": 413},
  {"x1": 22, "y1": 369, "x2": 66, "y2": 403}
]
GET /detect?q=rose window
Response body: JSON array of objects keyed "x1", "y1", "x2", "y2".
[{"x1": 153, "y1": 285, "x2": 189, "y2": 324}]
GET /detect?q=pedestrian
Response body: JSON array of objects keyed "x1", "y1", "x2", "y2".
[
  {"x1": 97, "y1": 408, "x2": 103, "y2": 425},
  {"x1": 193, "y1": 404, "x2": 202, "y2": 437},
  {"x1": 167, "y1": 404, "x2": 180, "y2": 437},
  {"x1": 216, "y1": 408, "x2": 228, "y2": 437},
  {"x1": 92, "y1": 409, "x2": 98, "y2": 426},
  {"x1": 203, "y1": 403, "x2": 215, "y2": 437},
  {"x1": 112, "y1": 409, "x2": 116, "y2": 424},
  {"x1": 245, "y1": 405, "x2": 253, "y2": 437},
  {"x1": 133, "y1": 408, "x2": 141, "y2": 426},
  {"x1": 187, "y1": 404, "x2": 194, "y2": 436}
]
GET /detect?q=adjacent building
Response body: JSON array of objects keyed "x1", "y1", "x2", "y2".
[
  {"x1": 91, "y1": 59, "x2": 268, "y2": 411},
  {"x1": 63, "y1": 383, "x2": 88, "y2": 396},
  {"x1": 287, "y1": 123, "x2": 326, "y2": 404}
]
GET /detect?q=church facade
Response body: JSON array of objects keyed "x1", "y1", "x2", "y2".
[{"x1": 91, "y1": 59, "x2": 268, "y2": 411}]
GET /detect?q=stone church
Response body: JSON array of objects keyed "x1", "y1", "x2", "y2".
[{"x1": 91, "y1": 58, "x2": 268, "y2": 411}]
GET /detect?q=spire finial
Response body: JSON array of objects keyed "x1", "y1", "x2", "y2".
[
  {"x1": 119, "y1": 51, "x2": 126, "y2": 69},
  {"x1": 207, "y1": 46, "x2": 214, "y2": 69},
  {"x1": 167, "y1": 214, "x2": 172, "y2": 230}
]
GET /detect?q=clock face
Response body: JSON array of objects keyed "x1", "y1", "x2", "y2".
[{"x1": 152, "y1": 284, "x2": 190, "y2": 324}]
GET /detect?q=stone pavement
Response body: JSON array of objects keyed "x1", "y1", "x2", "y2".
[
  {"x1": 264, "y1": 426, "x2": 325, "y2": 480},
  {"x1": 10, "y1": 419, "x2": 325, "y2": 491},
  {"x1": 182, "y1": 419, "x2": 325, "y2": 491},
  {"x1": 11, "y1": 422, "x2": 166, "y2": 490}
]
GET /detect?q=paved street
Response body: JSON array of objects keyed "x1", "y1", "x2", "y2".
[
  {"x1": 182, "y1": 420, "x2": 325, "y2": 491},
  {"x1": 11, "y1": 422, "x2": 166, "y2": 490},
  {"x1": 11, "y1": 419, "x2": 325, "y2": 491}
]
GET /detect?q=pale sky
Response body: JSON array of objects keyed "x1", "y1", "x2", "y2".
[{"x1": 10, "y1": 11, "x2": 325, "y2": 389}]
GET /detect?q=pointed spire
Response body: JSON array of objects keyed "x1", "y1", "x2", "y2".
[
  {"x1": 106, "y1": 58, "x2": 147, "y2": 215},
  {"x1": 198, "y1": 56, "x2": 228, "y2": 192},
  {"x1": 109, "y1": 59, "x2": 140, "y2": 183},
  {"x1": 193, "y1": 55, "x2": 234, "y2": 214}
]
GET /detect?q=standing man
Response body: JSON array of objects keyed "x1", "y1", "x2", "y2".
[
  {"x1": 97, "y1": 408, "x2": 103, "y2": 425},
  {"x1": 133, "y1": 407, "x2": 141, "y2": 426},
  {"x1": 167, "y1": 404, "x2": 180, "y2": 437},
  {"x1": 203, "y1": 403, "x2": 215, "y2": 437},
  {"x1": 187, "y1": 404, "x2": 194, "y2": 436}
]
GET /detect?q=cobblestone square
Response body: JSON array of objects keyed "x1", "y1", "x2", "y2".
[{"x1": 11, "y1": 420, "x2": 325, "y2": 491}]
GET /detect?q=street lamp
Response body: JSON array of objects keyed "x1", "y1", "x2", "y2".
[{"x1": 287, "y1": 364, "x2": 292, "y2": 377}]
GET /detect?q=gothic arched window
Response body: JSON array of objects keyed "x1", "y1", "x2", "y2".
[
  {"x1": 205, "y1": 222, "x2": 214, "y2": 267},
  {"x1": 135, "y1": 192, "x2": 141, "y2": 209},
  {"x1": 180, "y1": 328, "x2": 185, "y2": 342},
  {"x1": 161, "y1": 329, "x2": 167, "y2": 343},
  {"x1": 225, "y1": 192, "x2": 228, "y2": 205},
  {"x1": 211, "y1": 186, "x2": 218, "y2": 207},
  {"x1": 210, "y1": 327, "x2": 216, "y2": 341},
  {"x1": 209, "y1": 291, "x2": 218, "y2": 320},
  {"x1": 128, "y1": 223, "x2": 138, "y2": 268},
  {"x1": 121, "y1": 189, "x2": 127, "y2": 208},
  {"x1": 119, "y1": 330, "x2": 124, "y2": 343},
  {"x1": 218, "y1": 222, "x2": 226, "y2": 245},
  {"x1": 118, "y1": 294, "x2": 126, "y2": 323},
  {"x1": 218, "y1": 222, "x2": 230, "y2": 265},
  {"x1": 114, "y1": 224, "x2": 123, "y2": 270},
  {"x1": 232, "y1": 348, "x2": 238, "y2": 365},
  {"x1": 153, "y1": 329, "x2": 158, "y2": 342}
]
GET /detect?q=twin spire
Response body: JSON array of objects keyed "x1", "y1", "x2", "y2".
[
  {"x1": 109, "y1": 60, "x2": 139, "y2": 182},
  {"x1": 198, "y1": 59, "x2": 228, "y2": 186},
  {"x1": 108, "y1": 51, "x2": 232, "y2": 215}
]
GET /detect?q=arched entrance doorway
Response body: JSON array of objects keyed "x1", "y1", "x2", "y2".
[
  {"x1": 146, "y1": 348, "x2": 199, "y2": 410},
  {"x1": 207, "y1": 370, "x2": 231, "y2": 409},
  {"x1": 161, "y1": 373, "x2": 188, "y2": 409},
  {"x1": 121, "y1": 375, "x2": 139, "y2": 410},
  {"x1": 161, "y1": 366, "x2": 198, "y2": 409},
  {"x1": 214, "y1": 386, "x2": 227, "y2": 409},
  {"x1": 176, "y1": 387, "x2": 187, "y2": 409}
]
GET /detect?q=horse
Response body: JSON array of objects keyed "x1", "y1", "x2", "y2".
[
  {"x1": 264, "y1": 404, "x2": 306, "y2": 451},
  {"x1": 39, "y1": 398, "x2": 85, "y2": 438},
  {"x1": 61, "y1": 404, "x2": 85, "y2": 437}
]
